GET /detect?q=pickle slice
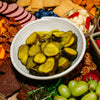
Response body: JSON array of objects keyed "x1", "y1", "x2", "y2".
[
  {"x1": 18, "y1": 45, "x2": 29, "y2": 65},
  {"x1": 58, "y1": 57, "x2": 71, "y2": 69},
  {"x1": 43, "y1": 43, "x2": 59, "y2": 57},
  {"x1": 34, "y1": 53, "x2": 46, "y2": 64},
  {"x1": 52, "y1": 31, "x2": 65, "y2": 37},
  {"x1": 26, "y1": 57, "x2": 36, "y2": 69},
  {"x1": 38, "y1": 57, "x2": 55, "y2": 73},
  {"x1": 28, "y1": 45, "x2": 40, "y2": 56},
  {"x1": 64, "y1": 47, "x2": 77, "y2": 56},
  {"x1": 26, "y1": 32, "x2": 39, "y2": 45}
]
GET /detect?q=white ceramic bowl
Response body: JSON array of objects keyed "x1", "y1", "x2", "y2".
[{"x1": 10, "y1": 17, "x2": 86, "y2": 80}]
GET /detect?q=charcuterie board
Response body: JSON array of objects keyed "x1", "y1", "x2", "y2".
[{"x1": 0, "y1": 0, "x2": 100, "y2": 100}]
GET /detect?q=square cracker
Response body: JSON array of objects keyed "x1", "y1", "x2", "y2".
[
  {"x1": 53, "y1": 2, "x2": 75, "y2": 17},
  {"x1": 30, "y1": 0, "x2": 43, "y2": 8},
  {"x1": 61, "y1": 0, "x2": 76, "y2": 7},
  {"x1": 17, "y1": 0, "x2": 31, "y2": 7},
  {"x1": 74, "y1": 5, "x2": 84, "y2": 9},
  {"x1": 43, "y1": 0, "x2": 60, "y2": 7},
  {"x1": 53, "y1": 0, "x2": 82, "y2": 17},
  {"x1": 53, "y1": 5, "x2": 70, "y2": 17},
  {"x1": 25, "y1": 5, "x2": 32, "y2": 11},
  {"x1": 25, "y1": 5, "x2": 39, "y2": 12}
]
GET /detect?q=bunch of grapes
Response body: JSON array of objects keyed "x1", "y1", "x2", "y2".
[
  {"x1": 34, "y1": 9, "x2": 58, "y2": 18},
  {"x1": 54, "y1": 80, "x2": 100, "y2": 100}
]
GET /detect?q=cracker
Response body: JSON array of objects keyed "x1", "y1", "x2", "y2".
[
  {"x1": 25, "y1": 5, "x2": 32, "y2": 11},
  {"x1": 61, "y1": 0, "x2": 76, "y2": 9},
  {"x1": 53, "y1": 0, "x2": 77, "y2": 17},
  {"x1": 31, "y1": 8, "x2": 40, "y2": 12},
  {"x1": 25, "y1": 5, "x2": 39, "y2": 11},
  {"x1": 17, "y1": 0, "x2": 31, "y2": 7},
  {"x1": 74, "y1": 5, "x2": 84, "y2": 9},
  {"x1": 43, "y1": 0, "x2": 60, "y2": 7},
  {"x1": 53, "y1": 5, "x2": 73, "y2": 17},
  {"x1": 30, "y1": 0, "x2": 43, "y2": 8}
]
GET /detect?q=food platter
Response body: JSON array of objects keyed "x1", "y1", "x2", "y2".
[{"x1": 0, "y1": 0, "x2": 100, "y2": 100}]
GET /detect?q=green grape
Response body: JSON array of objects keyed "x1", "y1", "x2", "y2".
[
  {"x1": 68, "y1": 80, "x2": 77, "y2": 92},
  {"x1": 71, "y1": 81, "x2": 88, "y2": 96},
  {"x1": 58, "y1": 84, "x2": 71, "y2": 98},
  {"x1": 98, "y1": 81, "x2": 100, "y2": 86},
  {"x1": 88, "y1": 80, "x2": 97, "y2": 91},
  {"x1": 96, "y1": 85, "x2": 100, "y2": 97},
  {"x1": 81, "y1": 92, "x2": 97, "y2": 100},
  {"x1": 69, "y1": 98, "x2": 76, "y2": 100},
  {"x1": 77, "y1": 81, "x2": 88, "y2": 86},
  {"x1": 53, "y1": 95, "x2": 68, "y2": 100},
  {"x1": 98, "y1": 97, "x2": 100, "y2": 100}
]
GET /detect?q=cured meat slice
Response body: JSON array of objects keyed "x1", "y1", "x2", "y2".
[
  {"x1": 0, "y1": 1, "x2": 3, "y2": 8},
  {"x1": 6, "y1": 6, "x2": 24, "y2": 17},
  {"x1": 29, "y1": 15, "x2": 36, "y2": 21},
  {"x1": 21, "y1": 15, "x2": 36, "y2": 26},
  {"x1": 19, "y1": 12, "x2": 32, "y2": 24},
  {"x1": 2, "y1": 3, "x2": 18, "y2": 14},
  {"x1": 0, "y1": 2, "x2": 8, "y2": 13},
  {"x1": 14, "y1": 10, "x2": 28, "y2": 21}
]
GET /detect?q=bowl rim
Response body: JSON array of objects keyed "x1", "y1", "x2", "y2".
[
  {"x1": 10, "y1": 17, "x2": 86, "y2": 80},
  {"x1": 61, "y1": 9, "x2": 97, "y2": 37}
]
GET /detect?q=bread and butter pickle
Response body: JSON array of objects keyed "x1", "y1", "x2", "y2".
[{"x1": 18, "y1": 29, "x2": 78, "y2": 76}]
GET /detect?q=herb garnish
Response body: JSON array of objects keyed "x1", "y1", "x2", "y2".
[{"x1": 23, "y1": 78, "x2": 62, "y2": 100}]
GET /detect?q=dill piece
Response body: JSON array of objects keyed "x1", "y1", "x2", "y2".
[{"x1": 23, "y1": 78, "x2": 62, "y2": 100}]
